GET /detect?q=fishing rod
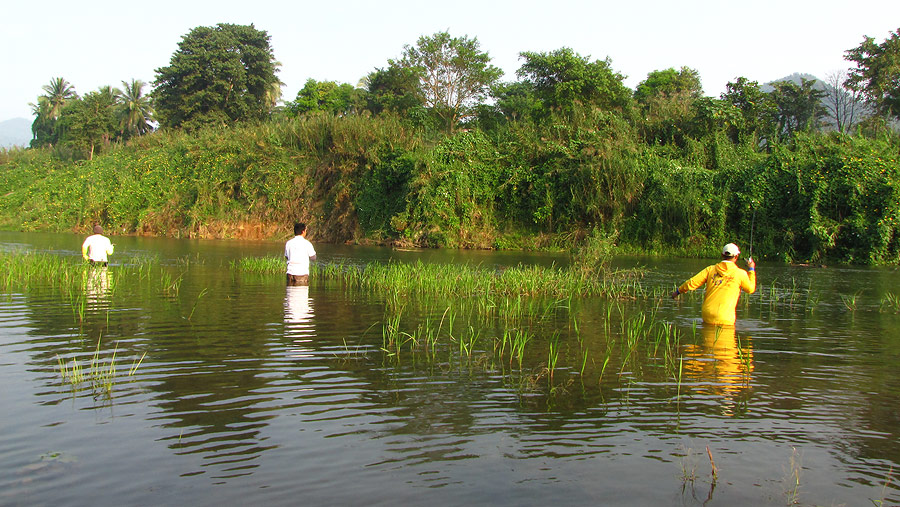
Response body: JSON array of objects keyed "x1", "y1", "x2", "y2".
[{"x1": 748, "y1": 204, "x2": 756, "y2": 264}]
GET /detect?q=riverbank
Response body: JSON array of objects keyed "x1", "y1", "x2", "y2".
[{"x1": 2, "y1": 114, "x2": 898, "y2": 264}]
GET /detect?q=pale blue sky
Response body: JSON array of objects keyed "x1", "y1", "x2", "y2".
[{"x1": 3, "y1": 0, "x2": 898, "y2": 121}]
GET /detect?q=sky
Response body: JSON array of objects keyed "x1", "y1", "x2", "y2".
[{"x1": 2, "y1": 0, "x2": 899, "y2": 121}]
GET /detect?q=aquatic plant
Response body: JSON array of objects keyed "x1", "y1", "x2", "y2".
[
  {"x1": 784, "y1": 447, "x2": 803, "y2": 505},
  {"x1": 841, "y1": 292, "x2": 860, "y2": 311},
  {"x1": 880, "y1": 292, "x2": 900, "y2": 313},
  {"x1": 234, "y1": 256, "x2": 646, "y2": 300},
  {"x1": 56, "y1": 336, "x2": 146, "y2": 395}
]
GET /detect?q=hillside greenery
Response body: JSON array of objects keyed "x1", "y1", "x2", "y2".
[{"x1": 4, "y1": 26, "x2": 900, "y2": 264}]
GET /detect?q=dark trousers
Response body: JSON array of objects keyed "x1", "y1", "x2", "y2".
[{"x1": 287, "y1": 274, "x2": 309, "y2": 286}]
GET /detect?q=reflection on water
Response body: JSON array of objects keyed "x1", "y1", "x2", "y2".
[
  {"x1": 85, "y1": 266, "x2": 111, "y2": 305},
  {"x1": 682, "y1": 324, "x2": 754, "y2": 416},
  {"x1": 285, "y1": 284, "x2": 314, "y2": 358}
]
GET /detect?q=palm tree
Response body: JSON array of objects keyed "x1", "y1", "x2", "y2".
[
  {"x1": 40, "y1": 77, "x2": 77, "y2": 119},
  {"x1": 28, "y1": 97, "x2": 55, "y2": 147},
  {"x1": 116, "y1": 79, "x2": 154, "y2": 138}
]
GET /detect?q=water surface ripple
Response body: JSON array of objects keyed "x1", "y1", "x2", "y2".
[{"x1": 0, "y1": 232, "x2": 898, "y2": 505}]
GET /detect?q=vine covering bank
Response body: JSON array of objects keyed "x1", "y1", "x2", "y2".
[{"x1": 1, "y1": 112, "x2": 898, "y2": 265}]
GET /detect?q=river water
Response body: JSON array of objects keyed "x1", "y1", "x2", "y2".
[{"x1": 1, "y1": 231, "x2": 898, "y2": 506}]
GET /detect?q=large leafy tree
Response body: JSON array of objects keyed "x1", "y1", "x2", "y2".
[
  {"x1": 287, "y1": 79, "x2": 365, "y2": 116},
  {"x1": 845, "y1": 28, "x2": 900, "y2": 120},
  {"x1": 516, "y1": 48, "x2": 631, "y2": 117},
  {"x1": 364, "y1": 65, "x2": 424, "y2": 116},
  {"x1": 395, "y1": 31, "x2": 503, "y2": 132},
  {"x1": 634, "y1": 67, "x2": 704, "y2": 146},
  {"x1": 490, "y1": 81, "x2": 541, "y2": 122},
  {"x1": 152, "y1": 23, "x2": 280, "y2": 130},
  {"x1": 56, "y1": 88, "x2": 118, "y2": 159},
  {"x1": 634, "y1": 67, "x2": 702, "y2": 105},
  {"x1": 117, "y1": 79, "x2": 154, "y2": 138},
  {"x1": 769, "y1": 78, "x2": 826, "y2": 139},
  {"x1": 721, "y1": 77, "x2": 777, "y2": 145}
]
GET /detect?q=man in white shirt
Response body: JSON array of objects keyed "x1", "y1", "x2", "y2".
[
  {"x1": 285, "y1": 222, "x2": 317, "y2": 285},
  {"x1": 82, "y1": 224, "x2": 114, "y2": 266}
]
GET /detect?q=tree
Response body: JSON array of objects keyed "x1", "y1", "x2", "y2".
[
  {"x1": 29, "y1": 77, "x2": 78, "y2": 147},
  {"x1": 769, "y1": 78, "x2": 826, "y2": 139},
  {"x1": 364, "y1": 64, "x2": 424, "y2": 116},
  {"x1": 516, "y1": 48, "x2": 631, "y2": 117},
  {"x1": 845, "y1": 28, "x2": 900, "y2": 120},
  {"x1": 721, "y1": 77, "x2": 777, "y2": 145},
  {"x1": 634, "y1": 67, "x2": 702, "y2": 106},
  {"x1": 634, "y1": 67, "x2": 704, "y2": 146},
  {"x1": 490, "y1": 81, "x2": 541, "y2": 122},
  {"x1": 41, "y1": 77, "x2": 78, "y2": 120},
  {"x1": 152, "y1": 23, "x2": 281, "y2": 130},
  {"x1": 823, "y1": 71, "x2": 865, "y2": 133},
  {"x1": 56, "y1": 89, "x2": 118, "y2": 159},
  {"x1": 395, "y1": 31, "x2": 503, "y2": 132},
  {"x1": 287, "y1": 79, "x2": 366, "y2": 116},
  {"x1": 117, "y1": 79, "x2": 154, "y2": 138}
]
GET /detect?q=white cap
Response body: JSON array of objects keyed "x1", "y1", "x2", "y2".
[{"x1": 722, "y1": 243, "x2": 740, "y2": 256}]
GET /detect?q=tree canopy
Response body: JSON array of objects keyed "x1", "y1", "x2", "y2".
[
  {"x1": 152, "y1": 23, "x2": 281, "y2": 131},
  {"x1": 845, "y1": 27, "x2": 900, "y2": 120},
  {"x1": 117, "y1": 79, "x2": 154, "y2": 139},
  {"x1": 516, "y1": 48, "x2": 631, "y2": 116},
  {"x1": 395, "y1": 31, "x2": 503, "y2": 132},
  {"x1": 287, "y1": 79, "x2": 365, "y2": 117},
  {"x1": 634, "y1": 67, "x2": 702, "y2": 105}
]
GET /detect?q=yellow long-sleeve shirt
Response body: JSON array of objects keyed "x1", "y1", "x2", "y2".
[{"x1": 678, "y1": 260, "x2": 756, "y2": 326}]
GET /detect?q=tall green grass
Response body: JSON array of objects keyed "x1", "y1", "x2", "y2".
[{"x1": 234, "y1": 256, "x2": 645, "y2": 299}]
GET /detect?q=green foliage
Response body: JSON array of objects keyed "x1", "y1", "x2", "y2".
[
  {"x1": 634, "y1": 67, "x2": 703, "y2": 105},
  {"x1": 395, "y1": 31, "x2": 503, "y2": 132},
  {"x1": 3, "y1": 101, "x2": 899, "y2": 265},
  {"x1": 769, "y1": 78, "x2": 827, "y2": 140},
  {"x1": 152, "y1": 23, "x2": 280, "y2": 130},
  {"x1": 365, "y1": 65, "x2": 424, "y2": 117},
  {"x1": 288, "y1": 79, "x2": 366, "y2": 116},
  {"x1": 736, "y1": 133, "x2": 900, "y2": 263},
  {"x1": 355, "y1": 150, "x2": 419, "y2": 237},
  {"x1": 845, "y1": 27, "x2": 900, "y2": 120},
  {"x1": 401, "y1": 130, "x2": 503, "y2": 247},
  {"x1": 55, "y1": 88, "x2": 119, "y2": 159},
  {"x1": 117, "y1": 79, "x2": 154, "y2": 139},
  {"x1": 622, "y1": 157, "x2": 728, "y2": 251},
  {"x1": 721, "y1": 77, "x2": 777, "y2": 146},
  {"x1": 516, "y1": 48, "x2": 631, "y2": 118},
  {"x1": 30, "y1": 77, "x2": 78, "y2": 148}
]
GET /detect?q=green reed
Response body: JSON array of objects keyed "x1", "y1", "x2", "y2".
[
  {"x1": 233, "y1": 256, "x2": 646, "y2": 299},
  {"x1": 880, "y1": 292, "x2": 900, "y2": 313},
  {"x1": 841, "y1": 292, "x2": 860, "y2": 311},
  {"x1": 56, "y1": 336, "x2": 146, "y2": 395},
  {"x1": 547, "y1": 334, "x2": 560, "y2": 381}
]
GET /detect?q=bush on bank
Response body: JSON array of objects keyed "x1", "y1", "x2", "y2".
[{"x1": 1, "y1": 113, "x2": 898, "y2": 265}]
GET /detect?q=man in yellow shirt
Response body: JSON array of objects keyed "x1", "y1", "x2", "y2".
[{"x1": 671, "y1": 243, "x2": 756, "y2": 326}]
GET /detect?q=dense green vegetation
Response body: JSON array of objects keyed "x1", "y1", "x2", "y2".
[{"x1": 3, "y1": 26, "x2": 900, "y2": 264}]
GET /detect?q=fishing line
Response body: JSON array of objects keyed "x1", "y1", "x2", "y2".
[{"x1": 748, "y1": 204, "x2": 756, "y2": 261}]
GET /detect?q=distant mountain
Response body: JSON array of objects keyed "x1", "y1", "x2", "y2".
[
  {"x1": 0, "y1": 118, "x2": 32, "y2": 148},
  {"x1": 761, "y1": 73, "x2": 825, "y2": 93}
]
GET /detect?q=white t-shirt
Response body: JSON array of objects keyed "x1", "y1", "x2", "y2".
[
  {"x1": 285, "y1": 235, "x2": 316, "y2": 276},
  {"x1": 82, "y1": 234, "x2": 114, "y2": 262}
]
